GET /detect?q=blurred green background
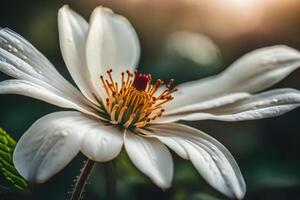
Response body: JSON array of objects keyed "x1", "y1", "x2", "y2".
[{"x1": 0, "y1": 0, "x2": 300, "y2": 199}]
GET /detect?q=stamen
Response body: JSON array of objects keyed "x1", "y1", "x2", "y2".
[
  {"x1": 125, "y1": 114, "x2": 136, "y2": 128},
  {"x1": 110, "y1": 104, "x2": 119, "y2": 122},
  {"x1": 100, "y1": 69, "x2": 176, "y2": 128},
  {"x1": 100, "y1": 75, "x2": 110, "y2": 96},
  {"x1": 117, "y1": 106, "x2": 127, "y2": 123}
]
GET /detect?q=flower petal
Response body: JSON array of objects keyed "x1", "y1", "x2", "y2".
[
  {"x1": 165, "y1": 92, "x2": 250, "y2": 115},
  {"x1": 86, "y1": 6, "x2": 140, "y2": 99},
  {"x1": 0, "y1": 28, "x2": 93, "y2": 110},
  {"x1": 124, "y1": 129, "x2": 173, "y2": 189},
  {"x1": 168, "y1": 45, "x2": 300, "y2": 110},
  {"x1": 0, "y1": 79, "x2": 99, "y2": 117},
  {"x1": 80, "y1": 125, "x2": 123, "y2": 162},
  {"x1": 13, "y1": 111, "x2": 88, "y2": 183},
  {"x1": 158, "y1": 88, "x2": 300, "y2": 122},
  {"x1": 58, "y1": 5, "x2": 100, "y2": 103},
  {"x1": 144, "y1": 123, "x2": 245, "y2": 199}
]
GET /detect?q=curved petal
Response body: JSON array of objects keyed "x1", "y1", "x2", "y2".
[
  {"x1": 58, "y1": 5, "x2": 100, "y2": 104},
  {"x1": 80, "y1": 125, "x2": 123, "y2": 162},
  {"x1": 86, "y1": 6, "x2": 141, "y2": 99},
  {"x1": 13, "y1": 111, "x2": 88, "y2": 183},
  {"x1": 165, "y1": 92, "x2": 250, "y2": 115},
  {"x1": 168, "y1": 46, "x2": 300, "y2": 111},
  {"x1": 124, "y1": 129, "x2": 173, "y2": 189},
  {"x1": 0, "y1": 79, "x2": 78, "y2": 109},
  {"x1": 158, "y1": 88, "x2": 300, "y2": 123},
  {"x1": 143, "y1": 123, "x2": 245, "y2": 199},
  {"x1": 0, "y1": 28, "x2": 94, "y2": 110}
]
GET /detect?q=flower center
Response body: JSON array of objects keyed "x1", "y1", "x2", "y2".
[{"x1": 100, "y1": 69, "x2": 177, "y2": 128}]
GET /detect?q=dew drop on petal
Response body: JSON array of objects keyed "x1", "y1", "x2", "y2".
[
  {"x1": 212, "y1": 155, "x2": 218, "y2": 161},
  {"x1": 221, "y1": 169, "x2": 227, "y2": 175},
  {"x1": 36, "y1": 69, "x2": 43, "y2": 74},
  {"x1": 101, "y1": 137, "x2": 108, "y2": 145},
  {"x1": 61, "y1": 130, "x2": 69, "y2": 137},
  {"x1": 66, "y1": 38, "x2": 73, "y2": 43},
  {"x1": 204, "y1": 156, "x2": 209, "y2": 162},
  {"x1": 12, "y1": 47, "x2": 18, "y2": 53}
]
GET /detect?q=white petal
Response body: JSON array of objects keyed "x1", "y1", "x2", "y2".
[
  {"x1": 86, "y1": 6, "x2": 140, "y2": 99},
  {"x1": 144, "y1": 123, "x2": 245, "y2": 199},
  {"x1": 0, "y1": 28, "x2": 93, "y2": 110},
  {"x1": 158, "y1": 88, "x2": 300, "y2": 123},
  {"x1": 168, "y1": 46, "x2": 300, "y2": 110},
  {"x1": 13, "y1": 111, "x2": 88, "y2": 183},
  {"x1": 58, "y1": 5, "x2": 100, "y2": 103},
  {"x1": 80, "y1": 125, "x2": 123, "y2": 162},
  {"x1": 124, "y1": 129, "x2": 173, "y2": 189},
  {"x1": 165, "y1": 92, "x2": 250, "y2": 115},
  {"x1": 221, "y1": 46, "x2": 300, "y2": 93},
  {"x1": 0, "y1": 79, "x2": 98, "y2": 116},
  {"x1": 0, "y1": 79, "x2": 76, "y2": 108}
]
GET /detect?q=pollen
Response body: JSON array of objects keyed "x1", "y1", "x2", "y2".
[{"x1": 100, "y1": 69, "x2": 177, "y2": 128}]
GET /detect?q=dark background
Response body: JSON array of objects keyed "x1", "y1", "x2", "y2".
[{"x1": 0, "y1": 0, "x2": 300, "y2": 199}]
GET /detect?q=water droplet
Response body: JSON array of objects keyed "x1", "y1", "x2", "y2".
[
  {"x1": 212, "y1": 156, "x2": 218, "y2": 161},
  {"x1": 221, "y1": 169, "x2": 227, "y2": 175},
  {"x1": 21, "y1": 55, "x2": 27, "y2": 60},
  {"x1": 36, "y1": 69, "x2": 43, "y2": 74},
  {"x1": 7, "y1": 44, "x2": 12, "y2": 49},
  {"x1": 61, "y1": 130, "x2": 69, "y2": 137},
  {"x1": 204, "y1": 156, "x2": 209, "y2": 162},
  {"x1": 101, "y1": 137, "x2": 108, "y2": 145},
  {"x1": 12, "y1": 47, "x2": 18, "y2": 53},
  {"x1": 256, "y1": 101, "x2": 264, "y2": 106},
  {"x1": 16, "y1": 42, "x2": 24, "y2": 49},
  {"x1": 66, "y1": 38, "x2": 73, "y2": 43}
]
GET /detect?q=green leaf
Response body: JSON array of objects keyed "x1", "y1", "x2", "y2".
[{"x1": 0, "y1": 128, "x2": 28, "y2": 190}]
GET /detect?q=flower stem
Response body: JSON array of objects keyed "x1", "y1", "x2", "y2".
[
  {"x1": 104, "y1": 161, "x2": 117, "y2": 200},
  {"x1": 70, "y1": 159, "x2": 95, "y2": 200}
]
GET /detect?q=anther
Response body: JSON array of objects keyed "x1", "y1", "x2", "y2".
[
  {"x1": 132, "y1": 73, "x2": 151, "y2": 91},
  {"x1": 100, "y1": 69, "x2": 177, "y2": 128}
]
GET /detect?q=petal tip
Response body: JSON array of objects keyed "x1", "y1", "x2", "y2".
[
  {"x1": 59, "y1": 4, "x2": 70, "y2": 14},
  {"x1": 94, "y1": 6, "x2": 114, "y2": 15}
]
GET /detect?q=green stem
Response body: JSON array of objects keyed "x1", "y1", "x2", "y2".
[
  {"x1": 70, "y1": 159, "x2": 95, "y2": 200},
  {"x1": 104, "y1": 161, "x2": 117, "y2": 200}
]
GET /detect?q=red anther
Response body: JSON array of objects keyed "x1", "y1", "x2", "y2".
[
  {"x1": 133, "y1": 73, "x2": 151, "y2": 91},
  {"x1": 147, "y1": 74, "x2": 152, "y2": 81}
]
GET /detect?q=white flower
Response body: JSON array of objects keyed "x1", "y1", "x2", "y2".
[{"x1": 0, "y1": 5, "x2": 300, "y2": 199}]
